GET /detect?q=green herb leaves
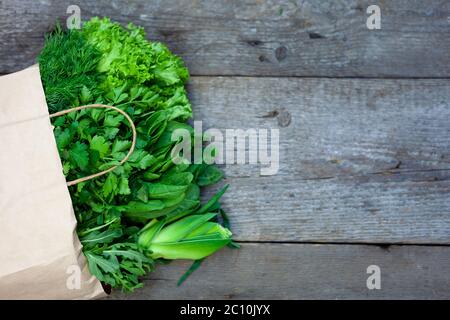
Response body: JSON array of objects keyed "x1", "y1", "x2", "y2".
[
  {"x1": 69, "y1": 142, "x2": 89, "y2": 170},
  {"x1": 39, "y1": 17, "x2": 234, "y2": 292},
  {"x1": 38, "y1": 25, "x2": 102, "y2": 113}
]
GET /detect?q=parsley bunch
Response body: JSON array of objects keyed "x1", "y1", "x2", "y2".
[{"x1": 38, "y1": 18, "x2": 235, "y2": 292}]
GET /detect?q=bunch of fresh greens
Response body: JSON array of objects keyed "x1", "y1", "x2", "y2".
[{"x1": 38, "y1": 17, "x2": 236, "y2": 292}]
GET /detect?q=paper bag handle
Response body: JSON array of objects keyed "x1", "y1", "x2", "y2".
[{"x1": 49, "y1": 104, "x2": 137, "y2": 187}]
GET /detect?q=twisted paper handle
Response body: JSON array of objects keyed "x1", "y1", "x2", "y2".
[{"x1": 49, "y1": 104, "x2": 136, "y2": 187}]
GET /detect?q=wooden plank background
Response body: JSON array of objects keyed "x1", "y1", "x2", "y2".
[
  {"x1": 191, "y1": 77, "x2": 450, "y2": 244},
  {"x1": 1, "y1": 0, "x2": 450, "y2": 77},
  {"x1": 1, "y1": 0, "x2": 449, "y2": 299},
  {"x1": 108, "y1": 244, "x2": 450, "y2": 300}
]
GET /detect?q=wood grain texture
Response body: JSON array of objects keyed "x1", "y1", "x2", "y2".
[
  {"x1": 206, "y1": 172, "x2": 450, "y2": 243},
  {"x1": 1, "y1": 0, "x2": 450, "y2": 77},
  {"x1": 189, "y1": 77, "x2": 450, "y2": 178},
  {"x1": 107, "y1": 243, "x2": 450, "y2": 299},
  {"x1": 188, "y1": 77, "x2": 450, "y2": 243},
  {"x1": 2, "y1": 0, "x2": 450, "y2": 300}
]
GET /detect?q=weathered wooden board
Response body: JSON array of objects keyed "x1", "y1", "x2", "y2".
[
  {"x1": 2, "y1": 0, "x2": 450, "y2": 300},
  {"x1": 108, "y1": 243, "x2": 450, "y2": 299},
  {"x1": 1, "y1": 0, "x2": 450, "y2": 77},
  {"x1": 206, "y1": 171, "x2": 450, "y2": 243},
  {"x1": 189, "y1": 77, "x2": 450, "y2": 178},
  {"x1": 188, "y1": 77, "x2": 450, "y2": 243}
]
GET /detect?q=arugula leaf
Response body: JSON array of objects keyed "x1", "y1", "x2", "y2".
[
  {"x1": 85, "y1": 252, "x2": 120, "y2": 277},
  {"x1": 81, "y1": 229, "x2": 123, "y2": 247}
]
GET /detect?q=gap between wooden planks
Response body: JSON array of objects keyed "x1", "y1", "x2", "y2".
[{"x1": 107, "y1": 243, "x2": 450, "y2": 299}]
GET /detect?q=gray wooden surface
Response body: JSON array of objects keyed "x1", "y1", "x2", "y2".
[
  {"x1": 108, "y1": 244, "x2": 450, "y2": 300},
  {"x1": 191, "y1": 77, "x2": 450, "y2": 244},
  {"x1": 1, "y1": 0, "x2": 449, "y2": 299},
  {"x1": 1, "y1": 0, "x2": 450, "y2": 77}
]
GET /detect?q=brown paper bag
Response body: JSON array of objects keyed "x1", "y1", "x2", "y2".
[{"x1": 0, "y1": 65, "x2": 105, "y2": 299}]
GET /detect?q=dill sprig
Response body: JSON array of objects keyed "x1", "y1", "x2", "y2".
[{"x1": 38, "y1": 24, "x2": 102, "y2": 112}]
